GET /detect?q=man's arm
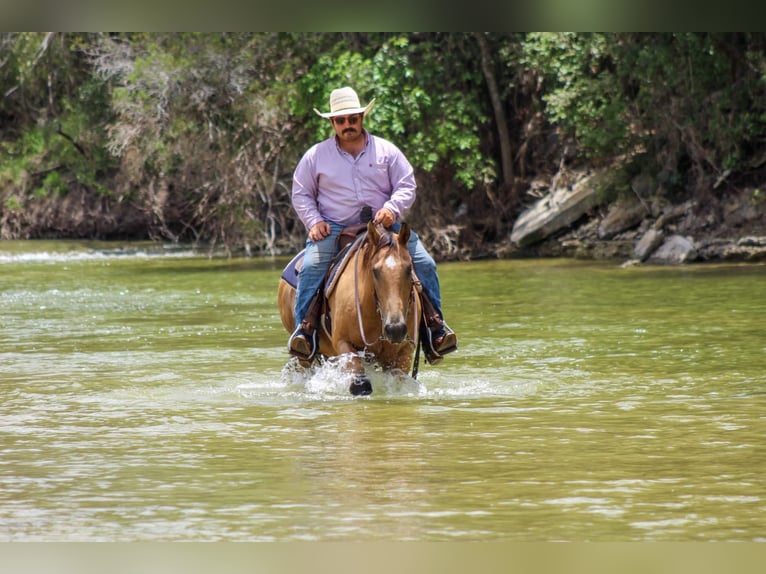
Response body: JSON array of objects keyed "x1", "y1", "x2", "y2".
[
  {"x1": 381, "y1": 144, "x2": 417, "y2": 223},
  {"x1": 291, "y1": 149, "x2": 325, "y2": 233}
]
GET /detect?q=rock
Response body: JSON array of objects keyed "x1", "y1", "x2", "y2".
[
  {"x1": 506, "y1": 166, "x2": 765, "y2": 265},
  {"x1": 737, "y1": 236, "x2": 766, "y2": 247},
  {"x1": 723, "y1": 197, "x2": 759, "y2": 229},
  {"x1": 648, "y1": 235, "x2": 697, "y2": 264},
  {"x1": 725, "y1": 244, "x2": 766, "y2": 261},
  {"x1": 598, "y1": 194, "x2": 649, "y2": 239},
  {"x1": 696, "y1": 237, "x2": 766, "y2": 262},
  {"x1": 621, "y1": 258, "x2": 642, "y2": 268},
  {"x1": 631, "y1": 172, "x2": 655, "y2": 200},
  {"x1": 654, "y1": 201, "x2": 694, "y2": 229},
  {"x1": 634, "y1": 228, "x2": 665, "y2": 261},
  {"x1": 511, "y1": 171, "x2": 607, "y2": 247}
]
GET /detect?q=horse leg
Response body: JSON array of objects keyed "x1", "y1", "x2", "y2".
[
  {"x1": 337, "y1": 342, "x2": 372, "y2": 396},
  {"x1": 393, "y1": 351, "x2": 414, "y2": 375}
]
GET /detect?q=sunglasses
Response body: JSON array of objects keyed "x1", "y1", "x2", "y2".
[{"x1": 332, "y1": 114, "x2": 361, "y2": 126}]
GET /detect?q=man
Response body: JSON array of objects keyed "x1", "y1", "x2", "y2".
[{"x1": 287, "y1": 86, "x2": 457, "y2": 364}]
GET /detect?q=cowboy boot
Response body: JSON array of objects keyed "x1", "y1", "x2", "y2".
[
  {"x1": 288, "y1": 291, "x2": 322, "y2": 361},
  {"x1": 288, "y1": 319, "x2": 317, "y2": 362},
  {"x1": 418, "y1": 290, "x2": 458, "y2": 365}
]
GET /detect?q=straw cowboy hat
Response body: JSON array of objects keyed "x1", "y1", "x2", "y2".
[{"x1": 314, "y1": 87, "x2": 376, "y2": 118}]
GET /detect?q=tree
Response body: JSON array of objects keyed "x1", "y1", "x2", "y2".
[{"x1": 2, "y1": 33, "x2": 765, "y2": 254}]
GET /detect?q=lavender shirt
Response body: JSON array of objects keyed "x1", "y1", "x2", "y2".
[{"x1": 291, "y1": 131, "x2": 417, "y2": 230}]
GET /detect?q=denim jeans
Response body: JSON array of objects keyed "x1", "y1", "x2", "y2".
[{"x1": 293, "y1": 221, "x2": 443, "y2": 327}]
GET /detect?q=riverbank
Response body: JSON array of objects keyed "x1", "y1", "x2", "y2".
[
  {"x1": 500, "y1": 170, "x2": 766, "y2": 266},
  {"x1": 3, "y1": 168, "x2": 764, "y2": 267}
]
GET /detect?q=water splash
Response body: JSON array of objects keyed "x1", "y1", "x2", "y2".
[{"x1": 278, "y1": 355, "x2": 425, "y2": 400}]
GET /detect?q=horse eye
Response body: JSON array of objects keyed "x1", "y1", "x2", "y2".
[{"x1": 372, "y1": 267, "x2": 381, "y2": 279}]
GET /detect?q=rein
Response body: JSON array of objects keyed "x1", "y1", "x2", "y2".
[{"x1": 353, "y1": 242, "x2": 379, "y2": 348}]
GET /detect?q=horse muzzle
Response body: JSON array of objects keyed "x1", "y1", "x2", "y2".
[{"x1": 383, "y1": 320, "x2": 408, "y2": 343}]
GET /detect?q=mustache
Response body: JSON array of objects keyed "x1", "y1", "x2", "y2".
[{"x1": 343, "y1": 127, "x2": 357, "y2": 134}]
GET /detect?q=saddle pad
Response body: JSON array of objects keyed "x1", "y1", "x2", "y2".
[{"x1": 280, "y1": 249, "x2": 305, "y2": 289}]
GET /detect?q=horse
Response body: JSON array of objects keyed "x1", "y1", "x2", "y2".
[{"x1": 277, "y1": 221, "x2": 420, "y2": 396}]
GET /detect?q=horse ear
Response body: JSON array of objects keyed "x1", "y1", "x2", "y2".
[
  {"x1": 367, "y1": 220, "x2": 379, "y2": 244},
  {"x1": 398, "y1": 222, "x2": 410, "y2": 246}
]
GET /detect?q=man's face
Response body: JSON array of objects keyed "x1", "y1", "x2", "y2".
[{"x1": 331, "y1": 113, "x2": 363, "y2": 141}]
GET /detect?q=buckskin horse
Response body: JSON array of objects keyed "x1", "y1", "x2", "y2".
[{"x1": 277, "y1": 221, "x2": 420, "y2": 396}]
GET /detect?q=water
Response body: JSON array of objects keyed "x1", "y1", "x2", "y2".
[{"x1": 1, "y1": 241, "x2": 764, "y2": 541}]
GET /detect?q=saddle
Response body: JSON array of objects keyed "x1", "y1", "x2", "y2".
[
  {"x1": 279, "y1": 224, "x2": 367, "y2": 294},
  {"x1": 280, "y1": 224, "x2": 369, "y2": 337}
]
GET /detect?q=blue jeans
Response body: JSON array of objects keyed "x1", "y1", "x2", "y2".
[{"x1": 293, "y1": 221, "x2": 443, "y2": 327}]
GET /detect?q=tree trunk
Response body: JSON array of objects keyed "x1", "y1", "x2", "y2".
[{"x1": 475, "y1": 32, "x2": 513, "y2": 188}]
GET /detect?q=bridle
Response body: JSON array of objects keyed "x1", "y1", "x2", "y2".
[{"x1": 353, "y1": 234, "x2": 418, "y2": 350}]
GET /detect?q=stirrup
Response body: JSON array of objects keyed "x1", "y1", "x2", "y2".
[
  {"x1": 434, "y1": 325, "x2": 458, "y2": 356},
  {"x1": 420, "y1": 321, "x2": 458, "y2": 365},
  {"x1": 288, "y1": 324, "x2": 317, "y2": 362}
]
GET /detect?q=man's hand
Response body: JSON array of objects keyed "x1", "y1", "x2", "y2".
[
  {"x1": 373, "y1": 208, "x2": 395, "y2": 228},
  {"x1": 308, "y1": 221, "x2": 331, "y2": 242}
]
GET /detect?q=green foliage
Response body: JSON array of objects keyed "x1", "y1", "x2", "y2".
[
  {"x1": 0, "y1": 33, "x2": 117, "y2": 202},
  {"x1": 295, "y1": 34, "x2": 494, "y2": 189},
  {"x1": 87, "y1": 32, "x2": 318, "y2": 248},
  {"x1": 36, "y1": 171, "x2": 66, "y2": 197},
  {"x1": 0, "y1": 129, "x2": 43, "y2": 188},
  {"x1": 4, "y1": 195, "x2": 22, "y2": 211},
  {"x1": 520, "y1": 32, "x2": 766, "y2": 192},
  {"x1": 521, "y1": 33, "x2": 630, "y2": 157},
  {"x1": 2, "y1": 32, "x2": 765, "y2": 250}
]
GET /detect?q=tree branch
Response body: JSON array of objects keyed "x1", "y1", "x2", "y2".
[{"x1": 56, "y1": 124, "x2": 89, "y2": 159}]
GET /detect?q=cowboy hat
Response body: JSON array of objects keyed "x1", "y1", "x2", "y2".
[{"x1": 313, "y1": 86, "x2": 376, "y2": 118}]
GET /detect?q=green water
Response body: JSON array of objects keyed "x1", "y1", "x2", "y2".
[{"x1": 1, "y1": 241, "x2": 764, "y2": 541}]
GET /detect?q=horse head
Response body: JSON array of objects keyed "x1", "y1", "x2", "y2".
[{"x1": 365, "y1": 220, "x2": 414, "y2": 344}]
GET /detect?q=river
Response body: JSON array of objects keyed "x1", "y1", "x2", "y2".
[{"x1": 1, "y1": 240, "x2": 764, "y2": 541}]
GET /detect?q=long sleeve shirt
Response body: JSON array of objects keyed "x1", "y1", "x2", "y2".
[{"x1": 291, "y1": 131, "x2": 417, "y2": 230}]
